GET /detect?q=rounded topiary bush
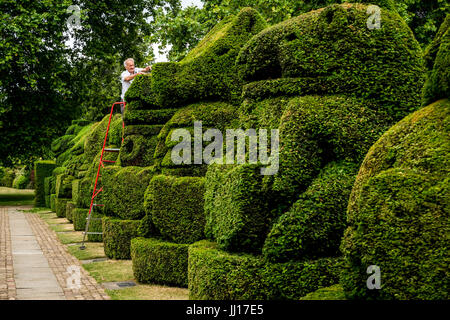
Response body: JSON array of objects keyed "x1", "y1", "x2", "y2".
[
  {"x1": 55, "y1": 198, "x2": 70, "y2": 218},
  {"x1": 341, "y1": 99, "x2": 450, "y2": 300}
]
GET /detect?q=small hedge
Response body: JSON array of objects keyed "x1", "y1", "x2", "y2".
[
  {"x1": 34, "y1": 160, "x2": 56, "y2": 207},
  {"x1": 188, "y1": 240, "x2": 342, "y2": 300},
  {"x1": 131, "y1": 237, "x2": 189, "y2": 287},
  {"x1": 144, "y1": 175, "x2": 205, "y2": 244},
  {"x1": 55, "y1": 198, "x2": 70, "y2": 218},
  {"x1": 102, "y1": 217, "x2": 140, "y2": 259},
  {"x1": 72, "y1": 208, "x2": 103, "y2": 242},
  {"x1": 65, "y1": 201, "x2": 76, "y2": 222},
  {"x1": 50, "y1": 194, "x2": 56, "y2": 211}
]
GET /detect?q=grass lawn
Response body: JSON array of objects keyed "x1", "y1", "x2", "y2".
[
  {"x1": 0, "y1": 187, "x2": 35, "y2": 206},
  {"x1": 300, "y1": 284, "x2": 346, "y2": 300}
]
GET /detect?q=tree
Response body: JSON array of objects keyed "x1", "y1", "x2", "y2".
[{"x1": 0, "y1": 0, "x2": 79, "y2": 167}]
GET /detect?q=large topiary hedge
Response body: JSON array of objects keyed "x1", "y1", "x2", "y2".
[
  {"x1": 237, "y1": 3, "x2": 424, "y2": 121},
  {"x1": 188, "y1": 241, "x2": 342, "y2": 300},
  {"x1": 131, "y1": 237, "x2": 189, "y2": 287},
  {"x1": 144, "y1": 175, "x2": 205, "y2": 244},
  {"x1": 34, "y1": 160, "x2": 56, "y2": 207},
  {"x1": 341, "y1": 99, "x2": 450, "y2": 300},
  {"x1": 149, "y1": 8, "x2": 266, "y2": 108},
  {"x1": 72, "y1": 208, "x2": 103, "y2": 242},
  {"x1": 102, "y1": 217, "x2": 140, "y2": 259}
]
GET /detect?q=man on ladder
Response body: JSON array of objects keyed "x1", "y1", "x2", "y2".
[
  {"x1": 120, "y1": 58, "x2": 152, "y2": 115},
  {"x1": 79, "y1": 58, "x2": 152, "y2": 250}
]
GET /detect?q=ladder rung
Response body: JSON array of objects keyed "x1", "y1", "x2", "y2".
[
  {"x1": 93, "y1": 203, "x2": 104, "y2": 206},
  {"x1": 83, "y1": 232, "x2": 103, "y2": 235},
  {"x1": 86, "y1": 217, "x2": 103, "y2": 220},
  {"x1": 103, "y1": 160, "x2": 116, "y2": 163},
  {"x1": 104, "y1": 148, "x2": 120, "y2": 152}
]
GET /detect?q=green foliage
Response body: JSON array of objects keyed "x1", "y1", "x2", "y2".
[
  {"x1": 188, "y1": 240, "x2": 342, "y2": 299},
  {"x1": 204, "y1": 163, "x2": 270, "y2": 253},
  {"x1": 50, "y1": 194, "x2": 57, "y2": 212},
  {"x1": 422, "y1": 14, "x2": 450, "y2": 106},
  {"x1": 55, "y1": 198, "x2": 70, "y2": 218},
  {"x1": 124, "y1": 74, "x2": 157, "y2": 108},
  {"x1": 263, "y1": 161, "x2": 358, "y2": 262},
  {"x1": 12, "y1": 167, "x2": 30, "y2": 190},
  {"x1": 34, "y1": 160, "x2": 57, "y2": 207},
  {"x1": 0, "y1": 0, "x2": 81, "y2": 166},
  {"x1": 144, "y1": 175, "x2": 205, "y2": 244},
  {"x1": 55, "y1": 174, "x2": 75, "y2": 198},
  {"x1": 131, "y1": 237, "x2": 189, "y2": 287},
  {"x1": 102, "y1": 217, "x2": 140, "y2": 260},
  {"x1": 65, "y1": 201, "x2": 76, "y2": 223},
  {"x1": 102, "y1": 166, "x2": 155, "y2": 220},
  {"x1": 237, "y1": 3, "x2": 424, "y2": 120},
  {"x1": 150, "y1": 8, "x2": 267, "y2": 108},
  {"x1": 0, "y1": 167, "x2": 15, "y2": 187},
  {"x1": 341, "y1": 99, "x2": 450, "y2": 300},
  {"x1": 72, "y1": 208, "x2": 103, "y2": 242},
  {"x1": 123, "y1": 109, "x2": 178, "y2": 126}
]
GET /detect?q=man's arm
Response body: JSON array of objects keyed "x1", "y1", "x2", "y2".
[{"x1": 123, "y1": 72, "x2": 142, "y2": 82}]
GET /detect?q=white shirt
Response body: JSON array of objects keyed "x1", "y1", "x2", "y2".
[{"x1": 121, "y1": 68, "x2": 143, "y2": 101}]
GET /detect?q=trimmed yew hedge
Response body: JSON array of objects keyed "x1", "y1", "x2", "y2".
[
  {"x1": 102, "y1": 217, "x2": 140, "y2": 259},
  {"x1": 188, "y1": 241, "x2": 342, "y2": 300},
  {"x1": 131, "y1": 237, "x2": 189, "y2": 287},
  {"x1": 34, "y1": 160, "x2": 56, "y2": 207}
]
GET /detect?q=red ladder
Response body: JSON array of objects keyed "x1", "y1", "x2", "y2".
[{"x1": 80, "y1": 101, "x2": 126, "y2": 250}]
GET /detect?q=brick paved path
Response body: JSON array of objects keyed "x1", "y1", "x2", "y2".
[{"x1": 0, "y1": 207, "x2": 110, "y2": 300}]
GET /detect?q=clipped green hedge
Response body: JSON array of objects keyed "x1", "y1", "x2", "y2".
[
  {"x1": 102, "y1": 166, "x2": 155, "y2": 219},
  {"x1": 55, "y1": 174, "x2": 75, "y2": 198},
  {"x1": 50, "y1": 194, "x2": 57, "y2": 211},
  {"x1": 34, "y1": 160, "x2": 56, "y2": 207},
  {"x1": 124, "y1": 74, "x2": 156, "y2": 107},
  {"x1": 55, "y1": 198, "x2": 70, "y2": 218},
  {"x1": 422, "y1": 14, "x2": 449, "y2": 106},
  {"x1": 65, "y1": 201, "x2": 76, "y2": 223},
  {"x1": 204, "y1": 163, "x2": 269, "y2": 254},
  {"x1": 72, "y1": 208, "x2": 103, "y2": 242},
  {"x1": 102, "y1": 217, "x2": 140, "y2": 259},
  {"x1": 237, "y1": 3, "x2": 424, "y2": 121},
  {"x1": 123, "y1": 109, "x2": 178, "y2": 126},
  {"x1": 188, "y1": 241, "x2": 342, "y2": 300},
  {"x1": 144, "y1": 175, "x2": 205, "y2": 244},
  {"x1": 131, "y1": 237, "x2": 189, "y2": 287},
  {"x1": 150, "y1": 7, "x2": 267, "y2": 108},
  {"x1": 263, "y1": 161, "x2": 358, "y2": 262},
  {"x1": 341, "y1": 99, "x2": 450, "y2": 300},
  {"x1": 119, "y1": 134, "x2": 159, "y2": 167}
]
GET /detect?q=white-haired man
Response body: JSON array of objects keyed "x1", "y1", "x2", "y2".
[{"x1": 120, "y1": 58, "x2": 151, "y2": 113}]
